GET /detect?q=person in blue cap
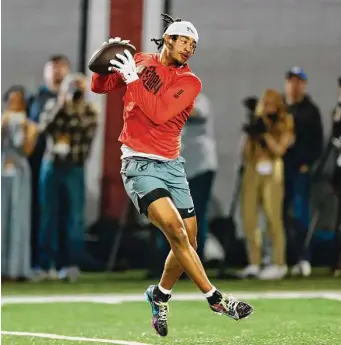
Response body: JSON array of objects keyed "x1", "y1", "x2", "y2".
[{"x1": 283, "y1": 66, "x2": 324, "y2": 277}]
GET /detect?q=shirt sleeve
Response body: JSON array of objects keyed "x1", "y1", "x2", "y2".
[
  {"x1": 91, "y1": 72, "x2": 126, "y2": 94},
  {"x1": 126, "y1": 75, "x2": 202, "y2": 125},
  {"x1": 44, "y1": 106, "x2": 67, "y2": 134},
  {"x1": 90, "y1": 53, "x2": 144, "y2": 94}
]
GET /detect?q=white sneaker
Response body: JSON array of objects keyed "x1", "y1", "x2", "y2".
[
  {"x1": 67, "y1": 266, "x2": 81, "y2": 283},
  {"x1": 291, "y1": 260, "x2": 312, "y2": 277},
  {"x1": 236, "y1": 265, "x2": 260, "y2": 278},
  {"x1": 31, "y1": 269, "x2": 48, "y2": 282},
  {"x1": 58, "y1": 267, "x2": 69, "y2": 280},
  {"x1": 47, "y1": 268, "x2": 60, "y2": 280},
  {"x1": 258, "y1": 265, "x2": 288, "y2": 280}
]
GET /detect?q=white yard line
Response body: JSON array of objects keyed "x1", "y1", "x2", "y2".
[
  {"x1": 1, "y1": 331, "x2": 151, "y2": 345},
  {"x1": 2, "y1": 291, "x2": 341, "y2": 305}
]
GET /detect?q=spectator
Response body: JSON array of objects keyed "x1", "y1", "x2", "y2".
[
  {"x1": 283, "y1": 67, "x2": 324, "y2": 277},
  {"x1": 28, "y1": 54, "x2": 70, "y2": 276},
  {"x1": 1, "y1": 86, "x2": 38, "y2": 280},
  {"x1": 33, "y1": 74, "x2": 97, "y2": 282},
  {"x1": 181, "y1": 93, "x2": 218, "y2": 260},
  {"x1": 330, "y1": 77, "x2": 341, "y2": 275},
  {"x1": 149, "y1": 93, "x2": 218, "y2": 277},
  {"x1": 238, "y1": 89, "x2": 294, "y2": 280}
]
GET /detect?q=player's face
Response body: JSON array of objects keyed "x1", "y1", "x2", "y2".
[
  {"x1": 171, "y1": 35, "x2": 196, "y2": 65},
  {"x1": 262, "y1": 97, "x2": 278, "y2": 114},
  {"x1": 44, "y1": 60, "x2": 70, "y2": 85},
  {"x1": 285, "y1": 76, "x2": 306, "y2": 100}
]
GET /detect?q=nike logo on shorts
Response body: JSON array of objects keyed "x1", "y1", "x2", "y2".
[{"x1": 188, "y1": 208, "x2": 194, "y2": 213}]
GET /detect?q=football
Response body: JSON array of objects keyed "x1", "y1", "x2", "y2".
[{"x1": 88, "y1": 42, "x2": 136, "y2": 74}]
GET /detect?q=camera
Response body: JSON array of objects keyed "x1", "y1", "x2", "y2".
[
  {"x1": 67, "y1": 84, "x2": 84, "y2": 102},
  {"x1": 242, "y1": 113, "x2": 279, "y2": 137},
  {"x1": 242, "y1": 96, "x2": 258, "y2": 121},
  {"x1": 332, "y1": 78, "x2": 341, "y2": 140},
  {"x1": 60, "y1": 74, "x2": 86, "y2": 103}
]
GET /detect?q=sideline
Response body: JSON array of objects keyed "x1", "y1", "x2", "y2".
[{"x1": 1, "y1": 331, "x2": 152, "y2": 345}]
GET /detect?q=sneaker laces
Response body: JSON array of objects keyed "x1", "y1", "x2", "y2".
[
  {"x1": 220, "y1": 294, "x2": 239, "y2": 314},
  {"x1": 156, "y1": 301, "x2": 169, "y2": 322}
]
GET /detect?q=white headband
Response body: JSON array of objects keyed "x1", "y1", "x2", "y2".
[{"x1": 163, "y1": 21, "x2": 199, "y2": 43}]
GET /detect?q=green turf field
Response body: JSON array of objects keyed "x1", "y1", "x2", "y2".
[{"x1": 2, "y1": 271, "x2": 341, "y2": 345}]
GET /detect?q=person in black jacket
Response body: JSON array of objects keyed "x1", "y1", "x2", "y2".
[{"x1": 283, "y1": 67, "x2": 324, "y2": 277}]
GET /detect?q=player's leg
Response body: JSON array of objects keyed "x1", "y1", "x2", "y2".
[
  {"x1": 121, "y1": 158, "x2": 253, "y2": 337},
  {"x1": 146, "y1": 198, "x2": 253, "y2": 328},
  {"x1": 121, "y1": 157, "x2": 208, "y2": 290},
  {"x1": 148, "y1": 199, "x2": 211, "y2": 292},
  {"x1": 145, "y1": 158, "x2": 252, "y2": 335},
  {"x1": 145, "y1": 204, "x2": 202, "y2": 336},
  {"x1": 156, "y1": 215, "x2": 198, "y2": 290}
]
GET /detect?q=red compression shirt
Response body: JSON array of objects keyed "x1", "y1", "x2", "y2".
[{"x1": 91, "y1": 53, "x2": 202, "y2": 159}]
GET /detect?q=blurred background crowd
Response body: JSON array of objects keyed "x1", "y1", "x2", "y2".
[{"x1": 1, "y1": 0, "x2": 341, "y2": 283}]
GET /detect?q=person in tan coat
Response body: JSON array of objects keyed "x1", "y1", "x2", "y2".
[{"x1": 238, "y1": 89, "x2": 295, "y2": 280}]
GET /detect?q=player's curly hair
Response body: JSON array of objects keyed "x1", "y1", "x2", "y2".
[{"x1": 151, "y1": 13, "x2": 182, "y2": 50}]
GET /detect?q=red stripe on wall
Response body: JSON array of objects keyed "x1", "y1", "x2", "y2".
[{"x1": 101, "y1": 0, "x2": 144, "y2": 218}]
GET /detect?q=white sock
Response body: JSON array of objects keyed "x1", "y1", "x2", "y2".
[
  {"x1": 203, "y1": 286, "x2": 216, "y2": 298},
  {"x1": 158, "y1": 284, "x2": 172, "y2": 296}
]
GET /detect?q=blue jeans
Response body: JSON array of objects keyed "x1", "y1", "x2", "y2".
[
  {"x1": 38, "y1": 159, "x2": 85, "y2": 270},
  {"x1": 284, "y1": 168, "x2": 311, "y2": 261}
]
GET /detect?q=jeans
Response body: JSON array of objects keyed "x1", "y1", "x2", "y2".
[
  {"x1": 38, "y1": 159, "x2": 85, "y2": 270},
  {"x1": 284, "y1": 168, "x2": 311, "y2": 262}
]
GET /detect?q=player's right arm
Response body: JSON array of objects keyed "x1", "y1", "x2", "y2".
[
  {"x1": 91, "y1": 72, "x2": 125, "y2": 94},
  {"x1": 90, "y1": 38, "x2": 142, "y2": 94}
]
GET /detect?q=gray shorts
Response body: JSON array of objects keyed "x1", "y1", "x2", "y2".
[{"x1": 120, "y1": 156, "x2": 195, "y2": 219}]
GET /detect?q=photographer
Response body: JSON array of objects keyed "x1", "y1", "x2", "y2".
[
  {"x1": 238, "y1": 89, "x2": 294, "y2": 280},
  {"x1": 1, "y1": 86, "x2": 38, "y2": 280},
  {"x1": 34, "y1": 74, "x2": 98, "y2": 282}
]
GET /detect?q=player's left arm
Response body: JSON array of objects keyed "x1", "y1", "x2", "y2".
[{"x1": 127, "y1": 75, "x2": 202, "y2": 125}]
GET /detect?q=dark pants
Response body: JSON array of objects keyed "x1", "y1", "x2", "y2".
[
  {"x1": 38, "y1": 159, "x2": 85, "y2": 270},
  {"x1": 30, "y1": 163, "x2": 41, "y2": 268},
  {"x1": 332, "y1": 168, "x2": 341, "y2": 269},
  {"x1": 188, "y1": 170, "x2": 216, "y2": 260},
  {"x1": 284, "y1": 167, "x2": 311, "y2": 262}
]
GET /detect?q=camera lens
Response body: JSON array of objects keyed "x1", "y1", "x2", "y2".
[{"x1": 72, "y1": 89, "x2": 84, "y2": 101}]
